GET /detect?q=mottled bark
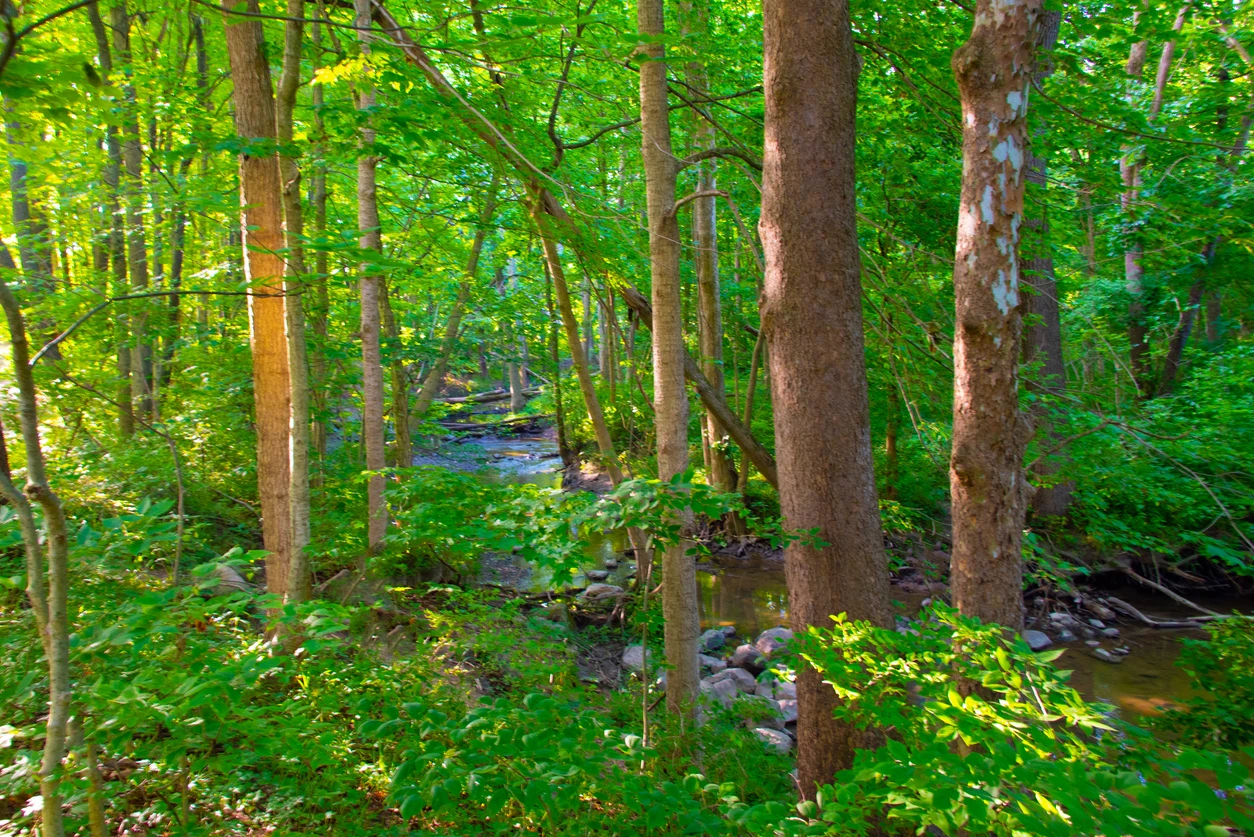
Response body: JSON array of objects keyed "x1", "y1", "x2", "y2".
[
  {"x1": 761, "y1": 0, "x2": 891, "y2": 795},
  {"x1": 356, "y1": 0, "x2": 387, "y2": 557},
  {"x1": 948, "y1": 0, "x2": 1039, "y2": 629},
  {"x1": 221, "y1": 0, "x2": 295, "y2": 600}
]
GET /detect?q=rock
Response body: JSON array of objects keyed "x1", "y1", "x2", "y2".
[
  {"x1": 736, "y1": 695, "x2": 785, "y2": 730},
  {"x1": 1112, "y1": 646, "x2": 1131, "y2": 656},
  {"x1": 777, "y1": 699, "x2": 798, "y2": 724},
  {"x1": 1087, "y1": 618, "x2": 1105, "y2": 630},
  {"x1": 699, "y1": 677, "x2": 739, "y2": 708},
  {"x1": 585, "y1": 569, "x2": 611, "y2": 582},
  {"x1": 1082, "y1": 599, "x2": 1118, "y2": 621},
  {"x1": 752, "y1": 727, "x2": 793, "y2": 754},
  {"x1": 1085, "y1": 640, "x2": 1101, "y2": 647},
  {"x1": 720, "y1": 625, "x2": 737, "y2": 637},
  {"x1": 1090, "y1": 647, "x2": 1122, "y2": 664},
  {"x1": 209, "y1": 563, "x2": 252, "y2": 594},
  {"x1": 1058, "y1": 628, "x2": 1078, "y2": 643},
  {"x1": 708, "y1": 667, "x2": 757, "y2": 694},
  {"x1": 579, "y1": 583, "x2": 625, "y2": 603},
  {"x1": 729, "y1": 644, "x2": 766, "y2": 674},
  {"x1": 699, "y1": 654, "x2": 727, "y2": 674},
  {"x1": 621, "y1": 645, "x2": 652, "y2": 673},
  {"x1": 754, "y1": 679, "x2": 797, "y2": 701},
  {"x1": 1102, "y1": 627, "x2": 1120, "y2": 639},
  {"x1": 754, "y1": 627, "x2": 794, "y2": 657},
  {"x1": 1022, "y1": 630, "x2": 1052, "y2": 651},
  {"x1": 604, "y1": 558, "x2": 619, "y2": 569},
  {"x1": 699, "y1": 628, "x2": 728, "y2": 653}
]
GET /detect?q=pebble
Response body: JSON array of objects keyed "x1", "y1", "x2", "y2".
[
  {"x1": 1085, "y1": 640, "x2": 1101, "y2": 647},
  {"x1": 1058, "y1": 629, "x2": 1078, "y2": 643},
  {"x1": 1088, "y1": 619, "x2": 1105, "y2": 629},
  {"x1": 585, "y1": 569, "x2": 611, "y2": 581},
  {"x1": 1090, "y1": 647, "x2": 1122, "y2": 664},
  {"x1": 1102, "y1": 627, "x2": 1120, "y2": 639}
]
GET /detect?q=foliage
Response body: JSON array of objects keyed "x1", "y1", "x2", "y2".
[{"x1": 1157, "y1": 616, "x2": 1254, "y2": 749}]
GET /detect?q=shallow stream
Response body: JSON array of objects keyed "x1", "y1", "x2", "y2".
[{"x1": 430, "y1": 426, "x2": 1243, "y2": 721}]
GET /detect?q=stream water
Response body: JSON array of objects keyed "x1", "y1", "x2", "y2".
[{"x1": 429, "y1": 427, "x2": 1243, "y2": 722}]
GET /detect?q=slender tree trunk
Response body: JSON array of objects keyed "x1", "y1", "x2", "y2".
[
  {"x1": 638, "y1": 0, "x2": 700, "y2": 717},
  {"x1": 948, "y1": 0, "x2": 1039, "y2": 630},
  {"x1": 356, "y1": 0, "x2": 387, "y2": 557},
  {"x1": 308, "y1": 3, "x2": 330, "y2": 469},
  {"x1": 0, "y1": 264, "x2": 71, "y2": 837},
  {"x1": 761, "y1": 0, "x2": 892, "y2": 794},
  {"x1": 381, "y1": 281, "x2": 412, "y2": 467},
  {"x1": 276, "y1": 0, "x2": 311, "y2": 596},
  {"x1": 546, "y1": 265, "x2": 573, "y2": 467},
  {"x1": 221, "y1": 0, "x2": 295, "y2": 601}
]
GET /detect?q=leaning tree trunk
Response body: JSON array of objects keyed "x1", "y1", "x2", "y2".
[
  {"x1": 221, "y1": 0, "x2": 295, "y2": 601},
  {"x1": 276, "y1": 0, "x2": 311, "y2": 599},
  {"x1": 639, "y1": 0, "x2": 700, "y2": 717},
  {"x1": 761, "y1": 0, "x2": 892, "y2": 796},
  {"x1": 948, "y1": 0, "x2": 1039, "y2": 631},
  {"x1": 356, "y1": 0, "x2": 387, "y2": 557}
]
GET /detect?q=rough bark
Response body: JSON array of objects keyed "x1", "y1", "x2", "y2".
[
  {"x1": 277, "y1": 0, "x2": 311, "y2": 596},
  {"x1": 638, "y1": 0, "x2": 700, "y2": 717},
  {"x1": 948, "y1": 0, "x2": 1039, "y2": 630},
  {"x1": 221, "y1": 0, "x2": 295, "y2": 600},
  {"x1": 309, "y1": 3, "x2": 330, "y2": 468},
  {"x1": 761, "y1": 0, "x2": 892, "y2": 795},
  {"x1": 0, "y1": 267, "x2": 71, "y2": 837}
]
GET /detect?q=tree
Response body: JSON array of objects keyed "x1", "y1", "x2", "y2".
[
  {"x1": 760, "y1": 0, "x2": 892, "y2": 795},
  {"x1": 948, "y1": 0, "x2": 1040, "y2": 630},
  {"x1": 221, "y1": 0, "x2": 295, "y2": 601}
]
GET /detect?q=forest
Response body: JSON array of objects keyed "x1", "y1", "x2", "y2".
[{"x1": 0, "y1": 0, "x2": 1251, "y2": 830}]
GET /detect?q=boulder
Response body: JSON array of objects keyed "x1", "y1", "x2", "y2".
[
  {"x1": 1022, "y1": 630, "x2": 1052, "y2": 651},
  {"x1": 729, "y1": 644, "x2": 766, "y2": 674},
  {"x1": 604, "y1": 558, "x2": 619, "y2": 569},
  {"x1": 699, "y1": 677, "x2": 739, "y2": 708},
  {"x1": 580, "y1": 583, "x2": 625, "y2": 603},
  {"x1": 585, "y1": 569, "x2": 611, "y2": 582},
  {"x1": 699, "y1": 654, "x2": 727, "y2": 674},
  {"x1": 754, "y1": 627, "x2": 794, "y2": 657},
  {"x1": 777, "y1": 698, "x2": 798, "y2": 724},
  {"x1": 736, "y1": 694, "x2": 785, "y2": 730},
  {"x1": 754, "y1": 679, "x2": 797, "y2": 701},
  {"x1": 1057, "y1": 628, "x2": 1077, "y2": 643},
  {"x1": 707, "y1": 667, "x2": 757, "y2": 694},
  {"x1": 1102, "y1": 627, "x2": 1120, "y2": 639},
  {"x1": 752, "y1": 727, "x2": 793, "y2": 754},
  {"x1": 622, "y1": 645, "x2": 652, "y2": 673},
  {"x1": 209, "y1": 563, "x2": 252, "y2": 595},
  {"x1": 1087, "y1": 618, "x2": 1105, "y2": 630},
  {"x1": 699, "y1": 628, "x2": 728, "y2": 653}
]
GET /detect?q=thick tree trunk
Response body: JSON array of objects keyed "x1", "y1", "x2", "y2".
[
  {"x1": 356, "y1": 0, "x2": 387, "y2": 557},
  {"x1": 761, "y1": 0, "x2": 893, "y2": 795},
  {"x1": 277, "y1": 0, "x2": 311, "y2": 596},
  {"x1": 948, "y1": 0, "x2": 1038, "y2": 630},
  {"x1": 221, "y1": 0, "x2": 295, "y2": 601},
  {"x1": 638, "y1": 0, "x2": 700, "y2": 717}
]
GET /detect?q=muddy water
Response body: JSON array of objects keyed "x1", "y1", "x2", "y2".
[{"x1": 457, "y1": 429, "x2": 1238, "y2": 721}]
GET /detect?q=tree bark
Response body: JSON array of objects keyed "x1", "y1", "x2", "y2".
[
  {"x1": 638, "y1": 0, "x2": 700, "y2": 717},
  {"x1": 309, "y1": 3, "x2": 330, "y2": 469},
  {"x1": 761, "y1": 0, "x2": 892, "y2": 795},
  {"x1": 381, "y1": 280, "x2": 412, "y2": 467},
  {"x1": 221, "y1": 0, "x2": 295, "y2": 601},
  {"x1": 355, "y1": 0, "x2": 387, "y2": 557},
  {"x1": 277, "y1": 0, "x2": 311, "y2": 597},
  {"x1": 948, "y1": 0, "x2": 1039, "y2": 630}
]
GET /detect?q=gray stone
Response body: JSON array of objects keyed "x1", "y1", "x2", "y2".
[
  {"x1": 1058, "y1": 628, "x2": 1078, "y2": 643},
  {"x1": 1082, "y1": 599, "x2": 1118, "y2": 621},
  {"x1": 1085, "y1": 640, "x2": 1101, "y2": 647},
  {"x1": 585, "y1": 569, "x2": 611, "y2": 582},
  {"x1": 1112, "y1": 646, "x2": 1131, "y2": 656},
  {"x1": 1087, "y1": 618, "x2": 1105, "y2": 630},
  {"x1": 720, "y1": 625, "x2": 737, "y2": 636},
  {"x1": 580, "y1": 583, "x2": 625, "y2": 603},
  {"x1": 708, "y1": 667, "x2": 757, "y2": 693},
  {"x1": 604, "y1": 558, "x2": 619, "y2": 569},
  {"x1": 1090, "y1": 647, "x2": 1122, "y2": 664},
  {"x1": 1022, "y1": 630, "x2": 1052, "y2": 651},
  {"x1": 209, "y1": 563, "x2": 252, "y2": 594},
  {"x1": 699, "y1": 628, "x2": 728, "y2": 653},
  {"x1": 699, "y1": 654, "x2": 727, "y2": 674},
  {"x1": 752, "y1": 727, "x2": 793, "y2": 754},
  {"x1": 754, "y1": 679, "x2": 797, "y2": 701},
  {"x1": 699, "y1": 677, "x2": 739, "y2": 708},
  {"x1": 777, "y1": 698, "x2": 798, "y2": 724},
  {"x1": 754, "y1": 627, "x2": 794, "y2": 657},
  {"x1": 736, "y1": 694, "x2": 785, "y2": 730},
  {"x1": 729, "y1": 644, "x2": 766, "y2": 674},
  {"x1": 1102, "y1": 627, "x2": 1120, "y2": 639},
  {"x1": 621, "y1": 645, "x2": 652, "y2": 673}
]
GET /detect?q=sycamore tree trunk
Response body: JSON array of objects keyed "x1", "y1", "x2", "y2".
[
  {"x1": 277, "y1": 0, "x2": 311, "y2": 598},
  {"x1": 356, "y1": 0, "x2": 387, "y2": 557},
  {"x1": 0, "y1": 265, "x2": 71, "y2": 837},
  {"x1": 222, "y1": 0, "x2": 295, "y2": 601},
  {"x1": 948, "y1": 0, "x2": 1039, "y2": 630},
  {"x1": 639, "y1": 0, "x2": 700, "y2": 718},
  {"x1": 761, "y1": 0, "x2": 892, "y2": 795}
]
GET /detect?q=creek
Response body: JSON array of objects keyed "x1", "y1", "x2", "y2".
[{"x1": 429, "y1": 424, "x2": 1239, "y2": 722}]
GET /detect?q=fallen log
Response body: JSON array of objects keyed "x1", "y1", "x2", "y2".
[
  {"x1": 621, "y1": 285, "x2": 779, "y2": 489},
  {"x1": 438, "y1": 414, "x2": 554, "y2": 431},
  {"x1": 437, "y1": 388, "x2": 541, "y2": 404}
]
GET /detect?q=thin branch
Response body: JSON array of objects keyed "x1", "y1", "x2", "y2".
[
  {"x1": 670, "y1": 189, "x2": 726, "y2": 215},
  {"x1": 677, "y1": 147, "x2": 762, "y2": 172}
]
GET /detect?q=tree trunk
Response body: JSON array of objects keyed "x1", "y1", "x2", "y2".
[
  {"x1": 381, "y1": 280, "x2": 412, "y2": 467},
  {"x1": 0, "y1": 260, "x2": 71, "y2": 837},
  {"x1": 221, "y1": 0, "x2": 295, "y2": 601},
  {"x1": 546, "y1": 264, "x2": 573, "y2": 467},
  {"x1": 356, "y1": 0, "x2": 387, "y2": 558},
  {"x1": 948, "y1": 0, "x2": 1038, "y2": 630},
  {"x1": 638, "y1": 0, "x2": 700, "y2": 717},
  {"x1": 761, "y1": 0, "x2": 893, "y2": 794},
  {"x1": 277, "y1": 0, "x2": 311, "y2": 596},
  {"x1": 309, "y1": 4, "x2": 330, "y2": 469}
]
